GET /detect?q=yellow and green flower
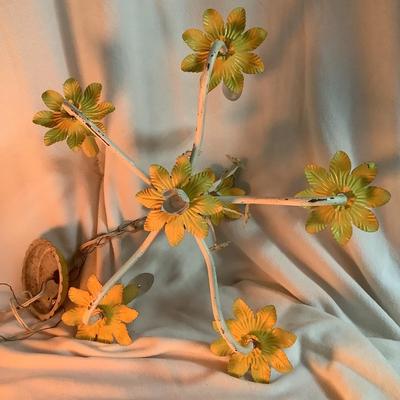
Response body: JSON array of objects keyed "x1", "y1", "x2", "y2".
[
  {"x1": 33, "y1": 78, "x2": 115, "y2": 157},
  {"x1": 62, "y1": 274, "x2": 138, "y2": 345},
  {"x1": 136, "y1": 154, "x2": 223, "y2": 246},
  {"x1": 181, "y1": 7, "x2": 267, "y2": 97},
  {"x1": 296, "y1": 151, "x2": 391, "y2": 245},
  {"x1": 210, "y1": 175, "x2": 245, "y2": 225},
  {"x1": 210, "y1": 298, "x2": 296, "y2": 383}
]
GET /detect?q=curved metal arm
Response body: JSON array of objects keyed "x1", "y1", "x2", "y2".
[
  {"x1": 82, "y1": 230, "x2": 160, "y2": 324},
  {"x1": 190, "y1": 40, "x2": 227, "y2": 167},
  {"x1": 217, "y1": 193, "x2": 348, "y2": 207},
  {"x1": 62, "y1": 100, "x2": 150, "y2": 185},
  {"x1": 195, "y1": 237, "x2": 253, "y2": 355}
]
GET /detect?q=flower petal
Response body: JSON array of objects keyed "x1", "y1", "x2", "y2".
[
  {"x1": 365, "y1": 186, "x2": 391, "y2": 208},
  {"x1": 87, "y1": 275, "x2": 102, "y2": 297},
  {"x1": 223, "y1": 70, "x2": 244, "y2": 96},
  {"x1": 68, "y1": 287, "x2": 91, "y2": 307},
  {"x1": 350, "y1": 204, "x2": 379, "y2": 232},
  {"x1": 208, "y1": 57, "x2": 224, "y2": 92},
  {"x1": 43, "y1": 128, "x2": 68, "y2": 146},
  {"x1": 181, "y1": 209, "x2": 208, "y2": 238},
  {"x1": 210, "y1": 337, "x2": 231, "y2": 356},
  {"x1": 149, "y1": 165, "x2": 174, "y2": 192},
  {"x1": 113, "y1": 305, "x2": 138, "y2": 323},
  {"x1": 101, "y1": 284, "x2": 123, "y2": 307},
  {"x1": 330, "y1": 212, "x2": 353, "y2": 245},
  {"x1": 76, "y1": 322, "x2": 100, "y2": 341},
  {"x1": 97, "y1": 324, "x2": 114, "y2": 343},
  {"x1": 351, "y1": 162, "x2": 377, "y2": 184},
  {"x1": 239, "y1": 53, "x2": 264, "y2": 74},
  {"x1": 329, "y1": 151, "x2": 351, "y2": 175},
  {"x1": 171, "y1": 154, "x2": 192, "y2": 187},
  {"x1": 183, "y1": 169, "x2": 215, "y2": 199},
  {"x1": 255, "y1": 305, "x2": 276, "y2": 330},
  {"x1": 295, "y1": 188, "x2": 317, "y2": 198},
  {"x1": 112, "y1": 322, "x2": 133, "y2": 345},
  {"x1": 144, "y1": 210, "x2": 171, "y2": 231},
  {"x1": 33, "y1": 110, "x2": 57, "y2": 128},
  {"x1": 181, "y1": 53, "x2": 208, "y2": 72},
  {"x1": 305, "y1": 206, "x2": 335, "y2": 233},
  {"x1": 182, "y1": 29, "x2": 212, "y2": 52},
  {"x1": 136, "y1": 187, "x2": 164, "y2": 209},
  {"x1": 63, "y1": 78, "x2": 82, "y2": 104},
  {"x1": 226, "y1": 319, "x2": 247, "y2": 339},
  {"x1": 304, "y1": 164, "x2": 329, "y2": 188},
  {"x1": 227, "y1": 353, "x2": 250, "y2": 378},
  {"x1": 82, "y1": 82, "x2": 102, "y2": 108},
  {"x1": 225, "y1": 7, "x2": 246, "y2": 40},
  {"x1": 66, "y1": 131, "x2": 86, "y2": 150},
  {"x1": 233, "y1": 27, "x2": 267, "y2": 52},
  {"x1": 250, "y1": 357, "x2": 271, "y2": 383},
  {"x1": 81, "y1": 135, "x2": 99, "y2": 157},
  {"x1": 190, "y1": 195, "x2": 222, "y2": 216},
  {"x1": 61, "y1": 307, "x2": 85, "y2": 326},
  {"x1": 84, "y1": 102, "x2": 115, "y2": 120},
  {"x1": 203, "y1": 9, "x2": 224, "y2": 39},
  {"x1": 165, "y1": 217, "x2": 185, "y2": 246},
  {"x1": 233, "y1": 298, "x2": 254, "y2": 321},
  {"x1": 268, "y1": 349, "x2": 293, "y2": 373},
  {"x1": 42, "y1": 90, "x2": 64, "y2": 111},
  {"x1": 272, "y1": 328, "x2": 297, "y2": 348}
]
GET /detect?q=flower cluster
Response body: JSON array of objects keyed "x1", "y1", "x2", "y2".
[
  {"x1": 296, "y1": 151, "x2": 391, "y2": 244},
  {"x1": 62, "y1": 275, "x2": 138, "y2": 345},
  {"x1": 33, "y1": 78, "x2": 115, "y2": 157},
  {"x1": 181, "y1": 7, "x2": 267, "y2": 97},
  {"x1": 210, "y1": 298, "x2": 296, "y2": 383},
  {"x1": 136, "y1": 154, "x2": 223, "y2": 246}
]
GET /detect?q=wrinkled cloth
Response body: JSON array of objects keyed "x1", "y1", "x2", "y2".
[{"x1": 0, "y1": 1, "x2": 399, "y2": 399}]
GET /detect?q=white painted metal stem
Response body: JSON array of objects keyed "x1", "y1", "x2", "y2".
[
  {"x1": 190, "y1": 40, "x2": 227, "y2": 167},
  {"x1": 82, "y1": 230, "x2": 159, "y2": 324},
  {"x1": 62, "y1": 100, "x2": 150, "y2": 185},
  {"x1": 218, "y1": 193, "x2": 348, "y2": 207},
  {"x1": 195, "y1": 237, "x2": 253, "y2": 355}
]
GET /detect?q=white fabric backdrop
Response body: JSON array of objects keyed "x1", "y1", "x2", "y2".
[{"x1": 0, "y1": 0, "x2": 399, "y2": 399}]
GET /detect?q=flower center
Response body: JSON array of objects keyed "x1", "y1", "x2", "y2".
[
  {"x1": 87, "y1": 308, "x2": 104, "y2": 325},
  {"x1": 242, "y1": 334, "x2": 261, "y2": 350},
  {"x1": 334, "y1": 187, "x2": 355, "y2": 208},
  {"x1": 242, "y1": 331, "x2": 280, "y2": 355},
  {"x1": 162, "y1": 189, "x2": 190, "y2": 215}
]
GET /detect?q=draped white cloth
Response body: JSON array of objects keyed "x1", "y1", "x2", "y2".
[{"x1": 0, "y1": 1, "x2": 399, "y2": 399}]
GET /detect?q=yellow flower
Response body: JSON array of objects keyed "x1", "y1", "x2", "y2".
[
  {"x1": 296, "y1": 151, "x2": 391, "y2": 245},
  {"x1": 136, "y1": 154, "x2": 223, "y2": 246},
  {"x1": 210, "y1": 175, "x2": 245, "y2": 225},
  {"x1": 210, "y1": 298, "x2": 296, "y2": 383},
  {"x1": 33, "y1": 78, "x2": 115, "y2": 157},
  {"x1": 181, "y1": 7, "x2": 267, "y2": 97},
  {"x1": 61, "y1": 274, "x2": 138, "y2": 345}
]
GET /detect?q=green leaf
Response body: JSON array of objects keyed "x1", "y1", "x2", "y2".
[
  {"x1": 123, "y1": 273, "x2": 154, "y2": 304},
  {"x1": 44, "y1": 128, "x2": 67, "y2": 145}
]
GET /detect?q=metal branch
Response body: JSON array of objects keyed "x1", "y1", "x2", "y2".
[
  {"x1": 62, "y1": 100, "x2": 150, "y2": 185},
  {"x1": 190, "y1": 40, "x2": 227, "y2": 167},
  {"x1": 82, "y1": 230, "x2": 160, "y2": 324},
  {"x1": 195, "y1": 237, "x2": 253, "y2": 355}
]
